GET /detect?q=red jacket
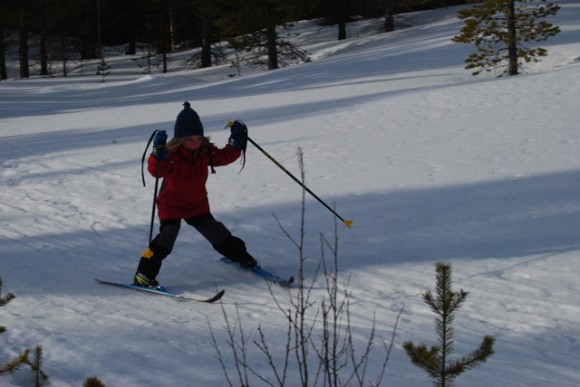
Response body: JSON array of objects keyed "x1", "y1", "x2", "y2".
[{"x1": 148, "y1": 144, "x2": 242, "y2": 219}]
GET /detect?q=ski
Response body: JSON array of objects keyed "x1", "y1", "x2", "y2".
[
  {"x1": 221, "y1": 257, "x2": 295, "y2": 287},
  {"x1": 95, "y1": 279, "x2": 225, "y2": 303}
]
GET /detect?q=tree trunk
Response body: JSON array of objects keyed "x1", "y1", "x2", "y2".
[
  {"x1": 40, "y1": 33, "x2": 49, "y2": 76},
  {"x1": 200, "y1": 16, "x2": 212, "y2": 68},
  {"x1": 96, "y1": 0, "x2": 103, "y2": 58},
  {"x1": 0, "y1": 27, "x2": 7, "y2": 80},
  {"x1": 385, "y1": 0, "x2": 396, "y2": 32},
  {"x1": 126, "y1": 41, "x2": 136, "y2": 55},
  {"x1": 337, "y1": 0, "x2": 347, "y2": 40},
  {"x1": 19, "y1": 23, "x2": 29, "y2": 79},
  {"x1": 507, "y1": 0, "x2": 518, "y2": 76},
  {"x1": 168, "y1": 9, "x2": 176, "y2": 53},
  {"x1": 62, "y1": 54, "x2": 68, "y2": 77},
  {"x1": 266, "y1": 23, "x2": 278, "y2": 70}
]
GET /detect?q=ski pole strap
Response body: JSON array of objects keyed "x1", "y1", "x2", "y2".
[
  {"x1": 141, "y1": 130, "x2": 159, "y2": 187},
  {"x1": 148, "y1": 160, "x2": 161, "y2": 244}
]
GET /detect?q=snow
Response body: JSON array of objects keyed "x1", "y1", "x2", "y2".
[{"x1": 1, "y1": 2, "x2": 580, "y2": 386}]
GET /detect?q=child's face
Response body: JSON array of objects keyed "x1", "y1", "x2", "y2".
[{"x1": 183, "y1": 135, "x2": 202, "y2": 151}]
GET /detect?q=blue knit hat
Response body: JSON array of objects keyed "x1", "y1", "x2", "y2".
[{"x1": 174, "y1": 101, "x2": 204, "y2": 138}]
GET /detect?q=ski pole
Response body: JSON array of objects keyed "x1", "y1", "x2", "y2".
[
  {"x1": 247, "y1": 135, "x2": 353, "y2": 229},
  {"x1": 140, "y1": 130, "x2": 162, "y2": 257}
]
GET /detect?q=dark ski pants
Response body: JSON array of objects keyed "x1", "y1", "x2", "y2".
[{"x1": 136, "y1": 212, "x2": 254, "y2": 280}]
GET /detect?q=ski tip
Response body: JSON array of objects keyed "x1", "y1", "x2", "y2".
[{"x1": 344, "y1": 219, "x2": 353, "y2": 229}]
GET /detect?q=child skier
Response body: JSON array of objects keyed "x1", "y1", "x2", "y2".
[{"x1": 133, "y1": 102, "x2": 257, "y2": 289}]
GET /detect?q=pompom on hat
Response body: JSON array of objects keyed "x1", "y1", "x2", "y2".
[{"x1": 174, "y1": 101, "x2": 204, "y2": 138}]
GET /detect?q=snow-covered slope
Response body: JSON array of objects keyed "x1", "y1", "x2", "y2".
[{"x1": 1, "y1": 2, "x2": 580, "y2": 386}]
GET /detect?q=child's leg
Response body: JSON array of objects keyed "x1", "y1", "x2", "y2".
[
  {"x1": 186, "y1": 213, "x2": 257, "y2": 269},
  {"x1": 136, "y1": 218, "x2": 181, "y2": 280}
]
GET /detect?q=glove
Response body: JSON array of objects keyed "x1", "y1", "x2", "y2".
[
  {"x1": 228, "y1": 120, "x2": 248, "y2": 150},
  {"x1": 152, "y1": 130, "x2": 168, "y2": 160}
]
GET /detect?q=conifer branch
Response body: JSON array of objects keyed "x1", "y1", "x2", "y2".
[{"x1": 404, "y1": 263, "x2": 495, "y2": 386}]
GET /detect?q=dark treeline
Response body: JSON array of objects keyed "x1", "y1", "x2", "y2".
[{"x1": 0, "y1": 0, "x2": 465, "y2": 79}]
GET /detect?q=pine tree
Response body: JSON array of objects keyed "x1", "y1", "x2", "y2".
[
  {"x1": 96, "y1": 57, "x2": 111, "y2": 82},
  {"x1": 1, "y1": 277, "x2": 29, "y2": 375},
  {"x1": 0, "y1": 277, "x2": 16, "y2": 331},
  {"x1": 452, "y1": 0, "x2": 560, "y2": 76},
  {"x1": 216, "y1": 0, "x2": 309, "y2": 71},
  {"x1": 1, "y1": 277, "x2": 48, "y2": 384},
  {"x1": 403, "y1": 263, "x2": 495, "y2": 387}
]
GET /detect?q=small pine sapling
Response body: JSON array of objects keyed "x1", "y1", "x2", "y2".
[
  {"x1": 0, "y1": 277, "x2": 48, "y2": 384},
  {"x1": 0, "y1": 276, "x2": 20, "y2": 372},
  {"x1": 0, "y1": 277, "x2": 16, "y2": 325},
  {"x1": 96, "y1": 57, "x2": 111, "y2": 82},
  {"x1": 403, "y1": 263, "x2": 495, "y2": 387}
]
